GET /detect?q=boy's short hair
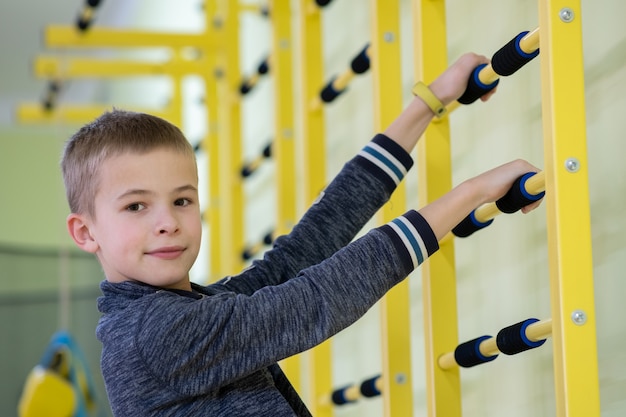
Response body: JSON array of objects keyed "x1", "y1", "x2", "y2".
[{"x1": 61, "y1": 109, "x2": 196, "y2": 217}]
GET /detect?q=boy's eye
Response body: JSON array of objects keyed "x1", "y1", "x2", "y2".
[
  {"x1": 174, "y1": 198, "x2": 191, "y2": 207},
  {"x1": 126, "y1": 203, "x2": 145, "y2": 212}
]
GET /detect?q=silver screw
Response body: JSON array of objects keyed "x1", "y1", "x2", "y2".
[
  {"x1": 395, "y1": 373, "x2": 407, "y2": 384},
  {"x1": 384, "y1": 32, "x2": 395, "y2": 43},
  {"x1": 560, "y1": 8, "x2": 575, "y2": 23},
  {"x1": 571, "y1": 310, "x2": 587, "y2": 325},
  {"x1": 565, "y1": 158, "x2": 580, "y2": 173}
]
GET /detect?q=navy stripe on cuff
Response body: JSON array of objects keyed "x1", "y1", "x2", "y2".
[
  {"x1": 355, "y1": 134, "x2": 414, "y2": 193},
  {"x1": 378, "y1": 210, "x2": 439, "y2": 272}
]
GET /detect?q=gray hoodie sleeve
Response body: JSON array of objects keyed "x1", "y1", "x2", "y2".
[
  {"x1": 215, "y1": 133, "x2": 415, "y2": 295},
  {"x1": 130, "y1": 135, "x2": 439, "y2": 396}
]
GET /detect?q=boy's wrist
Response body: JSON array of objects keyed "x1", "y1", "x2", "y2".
[
  {"x1": 461, "y1": 176, "x2": 490, "y2": 208},
  {"x1": 411, "y1": 81, "x2": 447, "y2": 118}
]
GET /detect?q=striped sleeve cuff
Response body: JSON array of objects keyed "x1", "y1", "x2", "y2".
[
  {"x1": 355, "y1": 134, "x2": 414, "y2": 193},
  {"x1": 378, "y1": 210, "x2": 439, "y2": 273}
]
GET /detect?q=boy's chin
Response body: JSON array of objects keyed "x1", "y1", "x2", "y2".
[{"x1": 141, "y1": 276, "x2": 192, "y2": 291}]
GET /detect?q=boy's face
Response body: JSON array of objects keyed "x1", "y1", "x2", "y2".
[{"x1": 69, "y1": 148, "x2": 201, "y2": 291}]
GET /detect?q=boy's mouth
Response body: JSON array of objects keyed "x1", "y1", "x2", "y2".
[{"x1": 146, "y1": 246, "x2": 185, "y2": 260}]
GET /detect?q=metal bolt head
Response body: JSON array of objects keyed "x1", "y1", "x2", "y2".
[
  {"x1": 560, "y1": 8, "x2": 575, "y2": 23},
  {"x1": 565, "y1": 158, "x2": 581, "y2": 173},
  {"x1": 282, "y1": 128, "x2": 293, "y2": 139},
  {"x1": 212, "y1": 16, "x2": 224, "y2": 29},
  {"x1": 384, "y1": 32, "x2": 395, "y2": 43},
  {"x1": 395, "y1": 373, "x2": 407, "y2": 384},
  {"x1": 571, "y1": 309, "x2": 587, "y2": 325}
]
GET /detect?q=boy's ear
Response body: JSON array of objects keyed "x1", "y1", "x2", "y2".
[{"x1": 66, "y1": 213, "x2": 99, "y2": 253}]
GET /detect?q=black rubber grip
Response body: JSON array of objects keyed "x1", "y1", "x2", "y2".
[
  {"x1": 76, "y1": 15, "x2": 93, "y2": 31},
  {"x1": 496, "y1": 318, "x2": 546, "y2": 355},
  {"x1": 258, "y1": 58, "x2": 269, "y2": 75},
  {"x1": 43, "y1": 98, "x2": 55, "y2": 111},
  {"x1": 262, "y1": 231, "x2": 274, "y2": 245},
  {"x1": 241, "y1": 165, "x2": 254, "y2": 178},
  {"x1": 454, "y1": 335, "x2": 498, "y2": 368},
  {"x1": 48, "y1": 80, "x2": 61, "y2": 93},
  {"x1": 491, "y1": 31, "x2": 539, "y2": 77},
  {"x1": 452, "y1": 212, "x2": 494, "y2": 238},
  {"x1": 331, "y1": 386, "x2": 355, "y2": 405},
  {"x1": 495, "y1": 172, "x2": 544, "y2": 214},
  {"x1": 457, "y1": 63, "x2": 500, "y2": 104},
  {"x1": 320, "y1": 77, "x2": 344, "y2": 103},
  {"x1": 360, "y1": 376, "x2": 381, "y2": 397},
  {"x1": 242, "y1": 248, "x2": 254, "y2": 261},
  {"x1": 42, "y1": 81, "x2": 61, "y2": 111},
  {"x1": 239, "y1": 81, "x2": 252, "y2": 95},
  {"x1": 350, "y1": 44, "x2": 370, "y2": 74},
  {"x1": 262, "y1": 142, "x2": 272, "y2": 158}
]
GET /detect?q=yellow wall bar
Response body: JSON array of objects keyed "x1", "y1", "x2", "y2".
[
  {"x1": 477, "y1": 28, "x2": 540, "y2": 85},
  {"x1": 238, "y1": 3, "x2": 268, "y2": 14},
  {"x1": 270, "y1": 0, "x2": 302, "y2": 395},
  {"x1": 438, "y1": 318, "x2": 553, "y2": 370},
  {"x1": 298, "y1": 2, "x2": 332, "y2": 415},
  {"x1": 215, "y1": 0, "x2": 245, "y2": 275},
  {"x1": 412, "y1": 1, "x2": 462, "y2": 416},
  {"x1": 537, "y1": 2, "x2": 600, "y2": 416},
  {"x1": 168, "y1": 74, "x2": 183, "y2": 129},
  {"x1": 44, "y1": 25, "x2": 218, "y2": 49},
  {"x1": 203, "y1": 2, "x2": 223, "y2": 284},
  {"x1": 18, "y1": 73, "x2": 182, "y2": 129},
  {"x1": 370, "y1": 2, "x2": 411, "y2": 416},
  {"x1": 270, "y1": 0, "x2": 296, "y2": 238},
  {"x1": 33, "y1": 55, "x2": 209, "y2": 78},
  {"x1": 16, "y1": 103, "x2": 173, "y2": 125}
]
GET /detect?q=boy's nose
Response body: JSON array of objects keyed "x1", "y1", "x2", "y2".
[{"x1": 155, "y1": 209, "x2": 180, "y2": 235}]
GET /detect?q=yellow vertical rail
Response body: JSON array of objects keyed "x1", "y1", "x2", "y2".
[
  {"x1": 216, "y1": 0, "x2": 245, "y2": 275},
  {"x1": 370, "y1": 2, "x2": 411, "y2": 416},
  {"x1": 537, "y1": 2, "x2": 600, "y2": 416},
  {"x1": 203, "y1": 2, "x2": 223, "y2": 283},
  {"x1": 270, "y1": 0, "x2": 302, "y2": 395},
  {"x1": 169, "y1": 73, "x2": 183, "y2": 129},
  {"x1": 270, "y1": 1, "x2": 296, "y2": 238},
  {"x1": 298, "y1": 2, "x2": 332, "y2": 415},
  {"x1": 413, "y1": 1, "x2": 462, "y2": 417}
]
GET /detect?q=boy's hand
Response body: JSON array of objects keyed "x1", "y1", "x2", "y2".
[
  {"x1": 429, "y1": 52, "x2": 496, "y2": 106},
  {"x1": 471, "y1": 159, "x2": 543, "y2": 213},
  {"x1": 418, "y1": 159, "x2": 543, "y2": 242}
]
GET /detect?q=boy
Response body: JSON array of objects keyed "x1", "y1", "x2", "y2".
[{"x1": 62, "y1": 52, "x2": 541, "y2": 416}]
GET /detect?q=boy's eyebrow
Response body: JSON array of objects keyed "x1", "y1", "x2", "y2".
[
  {"x1": 116, "y1": 184, "x2": 198, "y2": 200},
  {"x1": 174, "y1": 184, "x2": 198, "y2": 194},
  {"x1": 116, "y1": 189, "x2": 151, "y2": 200}
]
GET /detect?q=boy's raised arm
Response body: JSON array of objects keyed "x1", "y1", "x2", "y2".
[
  {"x1": 419, "y1": 159, "x2": 542, "y2": 242},
  {"x1": 384, "y1": 52, "x2": 494, "y2": 153}
]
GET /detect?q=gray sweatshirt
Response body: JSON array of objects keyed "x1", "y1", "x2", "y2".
[{"x1": 96, "y1": 134, "x2": 439, "y2": 416}]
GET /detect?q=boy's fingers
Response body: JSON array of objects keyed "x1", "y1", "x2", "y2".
[
  {"x1": 520, "y1": 199, "x2": 543, "y2": 214},
  {"x1": 479, "y1": 86, "x2": 497, "y2": 102}
]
